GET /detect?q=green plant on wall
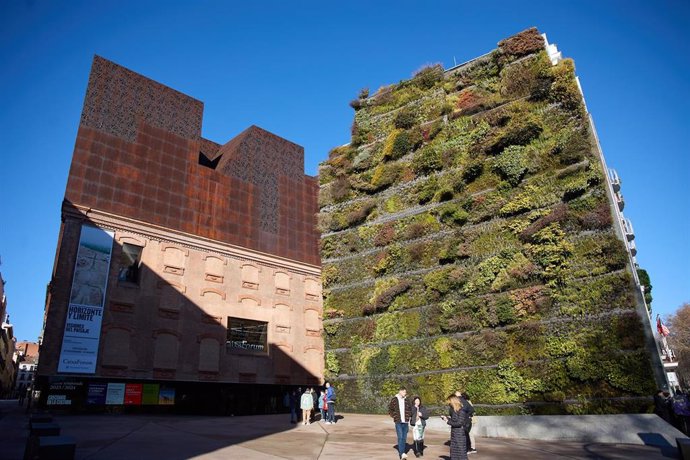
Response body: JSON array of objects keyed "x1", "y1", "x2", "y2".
[
  {"x1": 636, "y1": 268, "x2": 653, "y2": 308},
  {"x1": 325, "y1": 351, "x2": 340, "y2": 377},
  {"x1": 319, "y1": 27, "x2": 657, "y2": 415},
  {"x1": 436, "y1": 202, "x2": 469, "y2": 225},
  {"x1": 493, "y1": 145, "x2": 528, "y2": 186},
  {"x1": 525, "y1": 223, "x2": 573, "y2": 285}
]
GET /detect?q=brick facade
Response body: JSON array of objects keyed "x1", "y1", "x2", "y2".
[{"x1": 38, "y1": 56, "x2": 323, "y2": 409}]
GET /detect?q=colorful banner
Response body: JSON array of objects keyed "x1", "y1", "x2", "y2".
[
  {"x1": 58, "y1": 225, "x2": 114, "y2": 374},
  {"x1": 124, "y1": 383, "x2": 143, "y2": 405},
  {"x1": 159, "y1": 387, "x2": 175, "y2": 405},
  {"x1": 105, "y1": 383, "x2": 126, "y2": 405},
  {"x1": 142, "y1": 384, "x2": 160, "y2": 405},
  {"x1": 87, "y1": 383, "x2": 108, "y2": 405}
]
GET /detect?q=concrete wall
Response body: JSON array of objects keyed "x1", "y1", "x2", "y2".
[{"x1": 426, "y1": 414, "x2": 688, "y2": 447}]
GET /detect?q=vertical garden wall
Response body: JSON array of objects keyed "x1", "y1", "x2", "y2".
[{"x1": 318, "y1": 28, "x2": 659, "y2": 415}]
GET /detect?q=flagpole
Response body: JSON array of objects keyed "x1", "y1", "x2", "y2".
[{"x1": 656, "y1": 314, "x2": 673, "y2": 362}]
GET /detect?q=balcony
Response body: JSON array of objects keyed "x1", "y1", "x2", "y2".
[
  {"x1": 628, "y1": 239, "x2": 637, "y2": 256},
  {"x1": 661, "y1": 348, "x2": 678, "y2": 367},
  {"x1": 608, "y1": 168, "x2": 621, "y2": 192},
  {"x1": 622, "y1": 217, "x2": 635, "y2": 241},
  {"x1": 542, "y1": 33, "x2": 563, "y2": 65},
  {"x1": 615, "y1": 191, "x2": 625, "y2": 211}
]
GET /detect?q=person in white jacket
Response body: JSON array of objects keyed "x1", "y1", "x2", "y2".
[{"x1": 300, "y1": 388, "x2": 314, "y2": 425}]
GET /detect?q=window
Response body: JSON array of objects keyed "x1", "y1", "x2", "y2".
[
  {"x1": 198, "y1": 151, "x2": 220, "y2": 170},
  {"x1": 240, "y1": 263, "x2": 260, "y2": 290},
  {"x1": 226, "y1": 317, "x2": 268, "y2": 352},
  {"x1": 274, "y1": 271, "x2": 290, "y2": 295},
  {"x1": 118, "y1": 243, "x2": 143, "y2": 284}
]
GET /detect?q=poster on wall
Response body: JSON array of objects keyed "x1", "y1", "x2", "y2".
[
  {"x1": 158, "y1": 387, "x2": 175, "y2": 405},
  {"x1": 124, "y1": 384, "x2": 143, "y2": 405},
  {"x1": 87, "y1": 383, "x2": 108, "y2": 405},
  {"x1": 47, "y1": 380, "x2": 84, "y2": 406},
  {"x1": 105, "y1": 383, "x2": 126, "y2": 405},
  {"x1": 142, "y1": 384, "x2": 160, "y2": 405},
  {"x1": 58, "y1": 225, "x2": 114, "y2": 374}
]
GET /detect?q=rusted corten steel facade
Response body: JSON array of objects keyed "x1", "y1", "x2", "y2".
[
  {"x1": 65, "y1": 56, "x2": 319, "y2": 266},
  {"x1": 37, "y1": 56, "x2": 323, "y2": 414}
]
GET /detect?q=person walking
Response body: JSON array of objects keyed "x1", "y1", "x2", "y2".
[
  {"x1": 289, "y1": 389, "x2": 299, "y2": 424},
  {"x1": 325, "y1": 381, "x2": 336, "y2": 424},
  {"x1": 25, "y1": 386, "x2": 33, "y2": 413},
  {"x1": 441, "y1": 394, "x2": 469, "y2": 460},
  {"x1": 312, "y1": 387, "x2": 319, "y2": 422},
  {"x1": 671, "y1": 390, "x2": 690, "y2": 435},
  {"x1": 410, "y1": 396, "x2": 429, "y2": 457},
  {"x1": 456, "y1": 391, "x2": 476, "y2": 454},
  {"x1": 388, "y1": 386, "x2": 412, "y2": 459},
  {"x1": 654, "y1": 389, "x2": 672, "y2": 422},
  {"x1": 18, "y1": 385, "x2": 26, "y2": 405},
  {"x1": 318, "y1": 389, "x2": 327, "y2": 422},
  {"x1": 300, "y1": 388, "x2": 313, "y2": 425}
]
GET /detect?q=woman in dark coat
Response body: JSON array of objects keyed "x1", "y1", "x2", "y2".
[
  {"x1": 441, "y1": 394, "x2": 468, "y2": 460},
  {"x1": 410, "y1": 396, "x2": 430, "y2": 457}
]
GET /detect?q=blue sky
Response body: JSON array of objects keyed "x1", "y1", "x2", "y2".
[{"x1": 1, "y1": 0, "x2": 688, "y2": 342}]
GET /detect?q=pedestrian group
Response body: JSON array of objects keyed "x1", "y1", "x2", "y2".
[
  {"x1": 284, "y1": 382, "x2": 477, "y2": 459},
  {"x1": 388, "y1": 386, "x2": 476, "y2": 459},
  {"x1": 283, "y1": 381, "x2": 337, "y2": 425}
]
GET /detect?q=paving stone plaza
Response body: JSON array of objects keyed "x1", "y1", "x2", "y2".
[{"x1": 1, "y1": 401, "x2": 684, "y2": 459}]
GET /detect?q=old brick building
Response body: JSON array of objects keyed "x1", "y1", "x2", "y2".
[
  {"x1": 15, "y1": 341, "x2": 39, "y2": 394},
  {"x1": 37, "y1": 56, "x2": 322, "y2": 413}
]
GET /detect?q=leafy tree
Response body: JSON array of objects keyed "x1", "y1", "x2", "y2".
[{"x1": 667, "y1": 303, "x2": 690, "y2": 388}]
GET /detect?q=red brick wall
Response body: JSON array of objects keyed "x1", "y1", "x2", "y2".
[{"x1": 38, "y1": 218, "x2": 81, "y2": 377}]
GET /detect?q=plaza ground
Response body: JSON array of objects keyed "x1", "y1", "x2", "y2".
[{"x1": 0, "y1": 400, "x2": 679, "y2": 459}]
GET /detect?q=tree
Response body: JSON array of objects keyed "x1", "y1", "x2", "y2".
[{"x1": 666, "y1": 302, "x2": 690, "y2": 388}]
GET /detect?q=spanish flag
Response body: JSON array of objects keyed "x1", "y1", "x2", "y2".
[{"x1": 657, "y1": 315, "x2": 670, "y2": 337}]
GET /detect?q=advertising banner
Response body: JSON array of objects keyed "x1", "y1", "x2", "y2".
[
  {"x1": 142, "y1": 384, "x2": 160, "y2": 405},
  {"x1": 87, "y1": 383, "x2": 108, "y2": 405},
  {"x1": 105, "y1": 383, "x2": 126, "y2": 405},
  {"x1": 47, "y1": 380, "x2": 84, "y2": 406},
  {"x1": 124, "y1": 383, "x2": 143, "y2": 405},
  {"x1": 159, "y1": 387, "x2": 175, "y2": 405},
  {"x1": 58, "y1": 225, "x2": 114, "y2": 374}
]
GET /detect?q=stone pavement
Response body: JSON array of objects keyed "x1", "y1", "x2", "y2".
[{"x1": 0, "y1": 400, "x2": 680, "y2": 459}]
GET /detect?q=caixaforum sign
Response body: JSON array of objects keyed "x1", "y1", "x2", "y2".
[{"x1": 58, "y1": 225, "x2": 114, "y2": 373}]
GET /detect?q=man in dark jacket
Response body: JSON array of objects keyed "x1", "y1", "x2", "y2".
[
  {"x1": 289, "y1": 389, "x2": 299, "y2": 424},
  {"x1": 388, "y1": 387, "x2": 413, "y2": 459},
  {"x1": 325, "y1": 382, "x2": 336, "y2": 424},
  {"x1": 456, "y1": 390, "x2": 476, "y2": 454},
  {"x1": 654, "y1": 390, "x2": 672, "y2": 422}
]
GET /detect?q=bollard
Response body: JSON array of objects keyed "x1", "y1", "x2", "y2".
[
  {"x1": 677, "y1": 438, "x2": 690, "y2": 460},
  {"x1": 29, "y1": 423, "x2": 60, "y2": 437},
  {"x1": 37, "y1": 436, "x2": 76, "y2": 460},
  {"x1": 29, "y1": 414, "x2": 53, "y2": 430},
  {"x1": 29, "y1": 414, "x2": 52, "y2": 423}
]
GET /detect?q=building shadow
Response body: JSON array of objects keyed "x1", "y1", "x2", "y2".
[
  {"x1": 33, "y1": 201, "x2": 324, "y2": 457},
  {"x1": 634, "y1": 433, "x2": 679, "y2": 458}
]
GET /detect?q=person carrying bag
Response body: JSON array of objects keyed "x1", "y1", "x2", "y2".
[{"x1": 410, "y1": 396, "x2": 429, "y2": 457}]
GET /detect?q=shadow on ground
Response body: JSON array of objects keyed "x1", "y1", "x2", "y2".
[{"x1": 0, "y1": 405, "x2": 682, "y2": 460}]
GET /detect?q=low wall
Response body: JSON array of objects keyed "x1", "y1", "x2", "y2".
[{"x1": 424, "y1": 414, "x2": 687, "y2": 447}]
